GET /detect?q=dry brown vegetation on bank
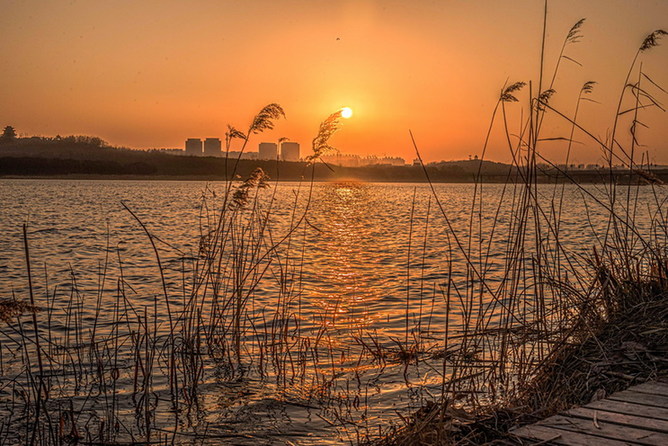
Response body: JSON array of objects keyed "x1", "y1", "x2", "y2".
[{"x1": 376, "y1": 7, "x2": 668, "y2": 446}]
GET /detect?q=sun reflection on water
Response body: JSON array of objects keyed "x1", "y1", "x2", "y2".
[{"x1": 308, "y1": 182, "x2": 387, "y2": 333}]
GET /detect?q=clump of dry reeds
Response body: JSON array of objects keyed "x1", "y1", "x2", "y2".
[
  {"x1": 0, "y1": 103, "x2": 354, "y2": 444},
  {"x1": 379, "y1": 9, "x2": 668, "y2": 446},
  {"x1": 0, "y1": 298, "x2": 39, "y2": 323},
  {"x1": 520, "y1": 257, "x2": 668, "y2": 416},
  {"x1": 386, "y1": 255, "x2": 668, "y2": 445}
]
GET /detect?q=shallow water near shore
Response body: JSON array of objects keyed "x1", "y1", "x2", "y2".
[{"x1": 0, "y1": 179, "x2": 665, "y2": 444}]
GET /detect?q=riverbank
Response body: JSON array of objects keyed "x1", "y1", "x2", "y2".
[
  {"x1": 379, "y1": 257, "x2": 668, "y2": 445},
  {"x1": 2, "y1": 157, "x2": 667, "y2": 184}
]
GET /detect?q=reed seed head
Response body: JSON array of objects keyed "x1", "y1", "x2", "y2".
[
  {"x1": 225, "y1": 125, "x2": 247, "y2": 148},
  {"x1": 566, "y1": 18, "x2": 586, "y2": 44},
  {"x1": 537, "y1": 89, "x2": 556, "y2": 111},
  {"x1": 249, "y1": 103, "x2": 286, "y2": 135},
  {"x1": 640, "y1": 29, "x2": 668, "y2": 52},
  {"x1": 0, "y1": 298, "x2": 39, "y2": 323},
  {"x1": 539, "y1": 89, "x2": 556, "y2": 103},
  {"x1": 230, "y1": 167, "x2": 270, "y2": 209},
  {"x1": 308, "y1": 109, "x2": 344, "y2": 161},
  {"x1": 581, "y1": 81, "x2": 596, "y2": 94},
  {"x1": 500, "y1": 81, "x2": 527, "y2": 102}
]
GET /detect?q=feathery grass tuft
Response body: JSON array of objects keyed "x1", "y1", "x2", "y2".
[
  {"x1": 538, "y1": 88, "x2": 556, "y2": 110},
  {"x1": 307, "y1": 109, "x2": 345, "y2": 161},
  {"x1": 539, "y1": 88, "x2": 556, "y2": 102},
  {"x1": 248, "y1": 103, "x2": 286, "y2": 135},
  {"x1": 581, "y1": 80, "x2": 596, "y2": 94},
  {"x1": 0, "y1": 298, "x2": 39, "y2": 323},
  {"x1": 225, "y1": 124, "x2": 247, "y2": 148},
  {"x1": 230, "y1": 167, "x2": 270, "y2": 209},
  {"x1": 566, "y1": 18, "x2": 586, "y2": 44},
  {"x1": 640, "y1": 29, "x2": 668, "y2": 52},
  {"x1": 500, "y1": 81, "x2": 526, "y2": 102}
]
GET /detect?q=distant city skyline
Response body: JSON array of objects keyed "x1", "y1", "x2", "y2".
[
  {"x1": 179, "y1": 139, "x2": 307, "y2": 161},
  {"x1": 1, "y1": 1, "x2": 667, "y2": 164},
  {"x1": 175, "y1": 137, "x2": 407, "y2": 166}
]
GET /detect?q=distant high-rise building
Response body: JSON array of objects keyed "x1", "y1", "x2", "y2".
[
  {"x1": 204, "y1": 138, "x2": 222, "y2": 157},
  {"x1": 185, "y1": 138, "x2": 202, "y2": 155},
  {"x1": 258, "y1": 142, "x2": 278, "y2": 160},
  {"x1": 281, "y1": 142, "x2": 300, "y2": 161}
]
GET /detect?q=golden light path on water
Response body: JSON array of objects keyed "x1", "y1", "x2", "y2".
[
  {"x1": 3, "y1": 180, "x2": 665, "y2": 444},
  {"x1": 312, "y1": 183, "x2": 382, "y2": 332}
]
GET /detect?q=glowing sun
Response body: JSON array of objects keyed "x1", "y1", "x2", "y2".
[{"x1": 341, "y1": 107, "x2": 353, "y2": 119}]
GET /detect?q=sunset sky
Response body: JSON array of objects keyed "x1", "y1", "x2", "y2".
[{"x1": 1, "y1": 0, "x2": 667, "y2": 163}]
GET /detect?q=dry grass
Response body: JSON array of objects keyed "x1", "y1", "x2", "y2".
[
  {"x1": 376, "y1": 259, "x2": 668, "y2": 445},
  {"x1": 371, "y1": 5, "x2": 668, "y2": 444},
  {"x1": 0, "y1": 298, "x2": 39, "y2": 323}
]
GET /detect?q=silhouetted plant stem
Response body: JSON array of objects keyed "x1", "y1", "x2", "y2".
[{"x1": 23, "y1": 225, "x2": 49, "y2": 446}]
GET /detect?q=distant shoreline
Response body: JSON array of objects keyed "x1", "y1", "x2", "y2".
[
  {"x1": 2, "y1": 139, "x2": 666, "y2": 184},
  {"x1": 0, "y1": 174, "x2": 502, "y2": 183},
  {"x1": 1, "y1": 172, "x2": 665, "y2": 184}
]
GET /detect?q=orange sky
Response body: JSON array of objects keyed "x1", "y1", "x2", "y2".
[{"x1": 1, "y1": 0, "x2": 667, "y2": 164}]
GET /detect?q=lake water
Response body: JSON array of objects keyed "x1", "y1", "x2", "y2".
[{"x1": 0, "y1": 179, "x2": 664, "y2": 444}]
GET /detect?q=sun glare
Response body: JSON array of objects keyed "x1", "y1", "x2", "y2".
[{"x1": 341, "y1": 107, "x2": 353, "y2": 119}]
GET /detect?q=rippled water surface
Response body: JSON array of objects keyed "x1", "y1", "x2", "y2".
[{"x1": 0, "y1": 179, "x2": 665, "y2": 444}]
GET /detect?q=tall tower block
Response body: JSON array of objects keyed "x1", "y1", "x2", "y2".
[
  {"x1": 204, "y1": 138, "x2": 222, "y2": 157},
  {"x1": 259, "y1": 142, "x2": 278, "y2": 160},
  {"x1": 281, "y1": 142, "x2": 300, "y2": 161},
  {"x1": 185, "y1": 138, "x2": 203, "y2": 155}
]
